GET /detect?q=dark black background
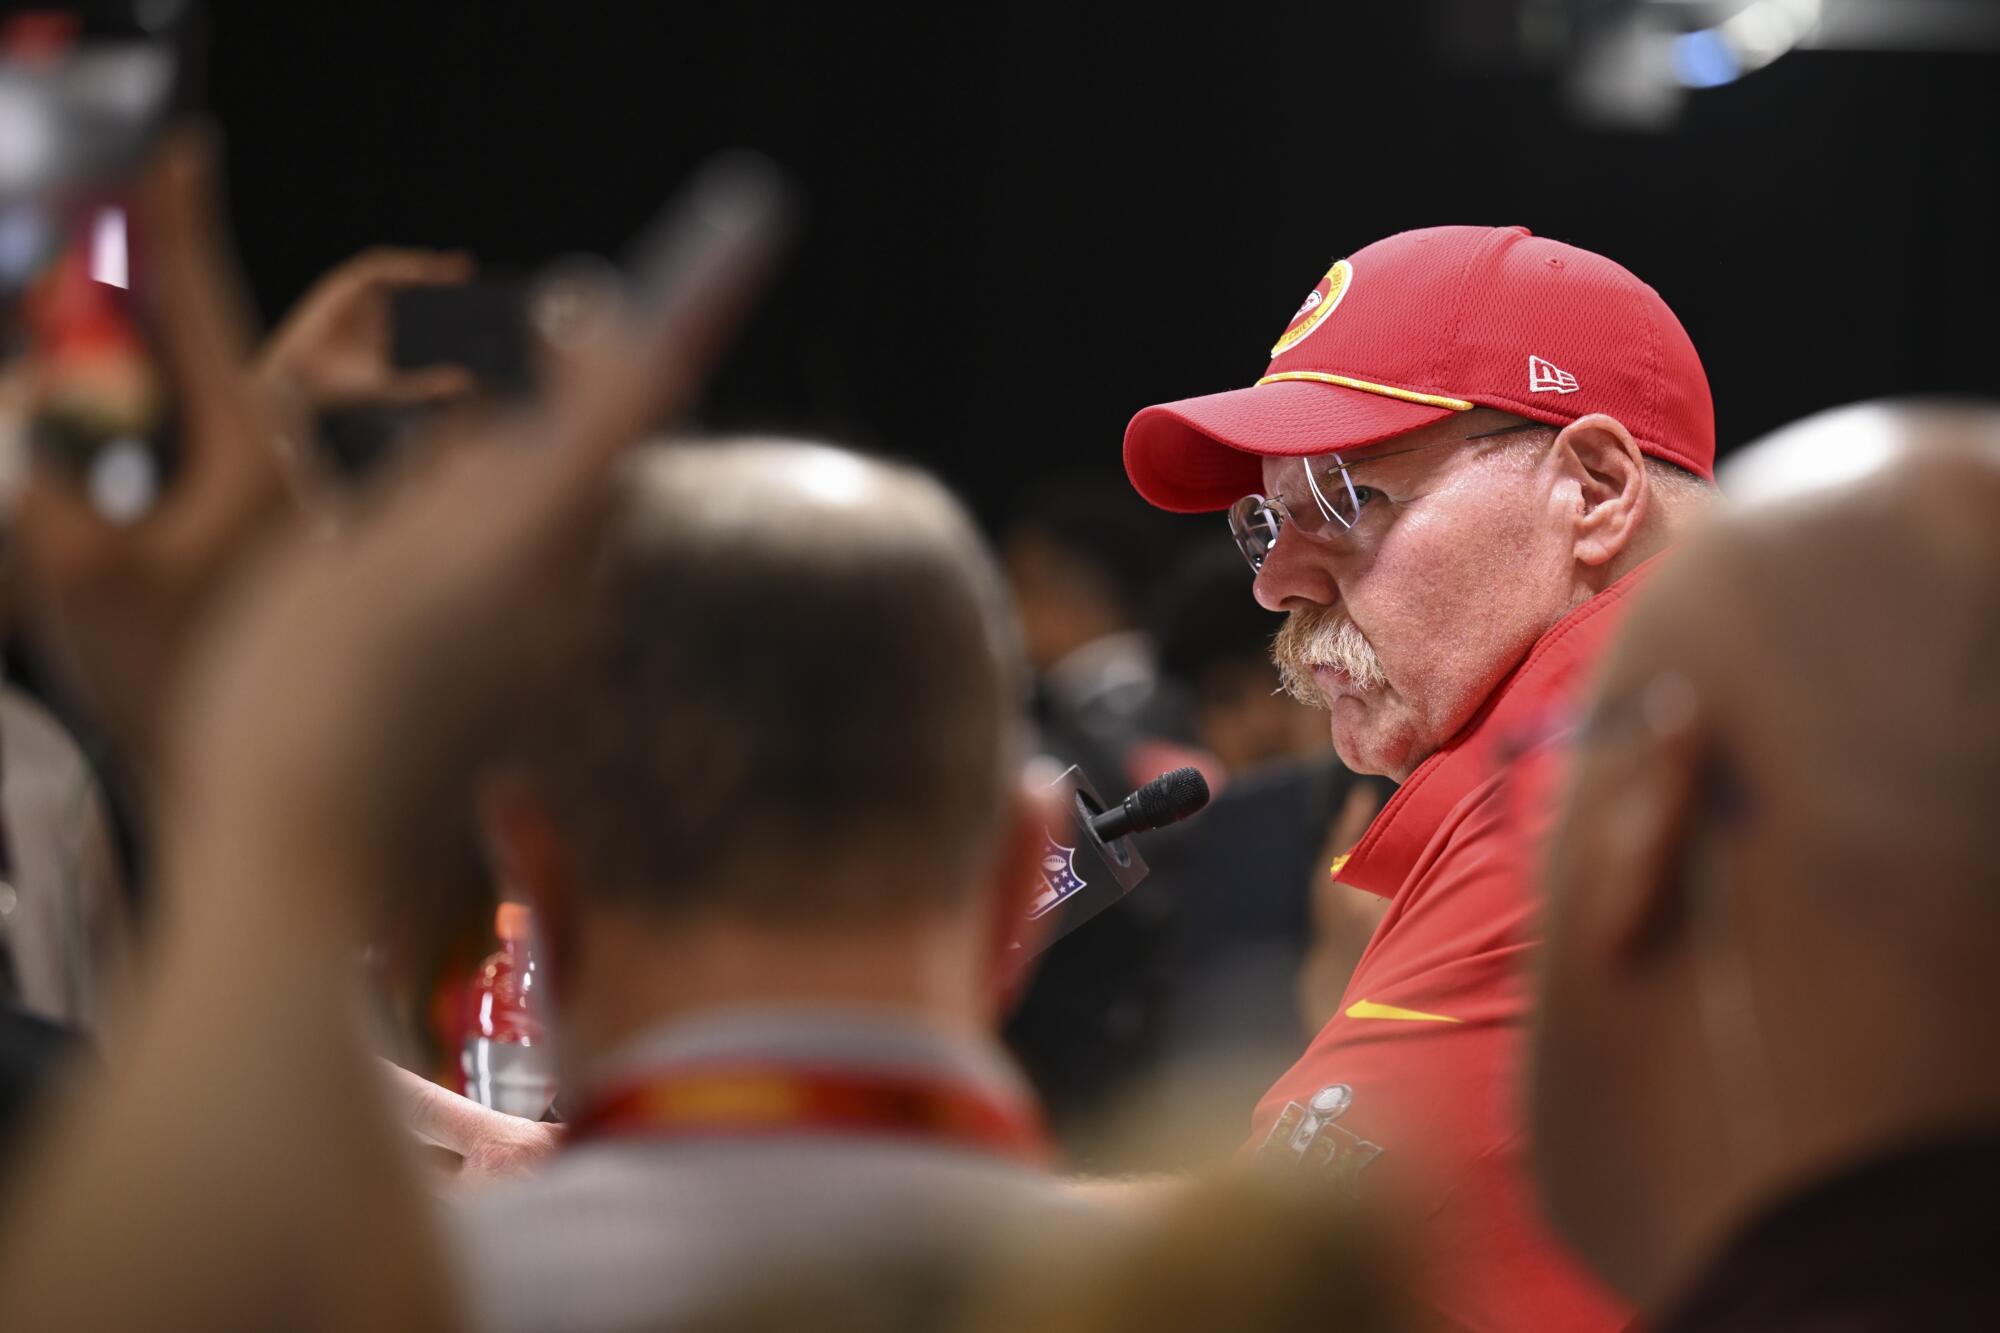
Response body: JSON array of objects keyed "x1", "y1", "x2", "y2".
[{"x1": 207, "y1": 3, "x2": 2000, "y2": 528}]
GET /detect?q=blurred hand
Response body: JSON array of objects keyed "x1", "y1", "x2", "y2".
[
  {"x1": 0, "y1": 138, "x2": 776, "y2": 1332},
  {"x1": 170, "y1": 156, "x2": 763, "y2": 887},
  {"x1": 1297, "y1": 781, "x2": 1391, "y2": 1033},
  {"x1": 386, "y1": 1061, "x2": 562, "y2": 1188},
  {"x1": 258, "y1": 247, "x2": 476, "y2": 410},
  {"x1": 8, "y1": 132, "x2": 300, "y2": 775}
]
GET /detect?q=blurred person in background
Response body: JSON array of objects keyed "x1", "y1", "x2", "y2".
[
  {"x1": 0, "y1": 130, "x2": 504, "y2": 1331},
  {"x1": 1533, "y1": 404, "x2": 2000, "y2": 1332},
  {"x1": 1003, "y1": 475, "x2": 1195, "y2": 789},
  {"x1": 0, "y1": 126, "x2": 806, "y2": 1329},
  {"x1": 0, "y1": 663, "x2": 129, "y2": 1163},
  {"x1": 1001, "y1": 476, "x2": 1203, "y2": 1158},
  {"x1": 0, "y1": 671, "x2": 129, "y2": 1033},
  {"x1": 1138, "y1": 545, "x2": 1392, "y2": 1137},
  {"x1": 7, "y1": 242, "x2": 478, "y2": 786},
  {"x1": 1122, "y1": 225, "x2": 1716, "y2": 1330},
  {"x1": 1152, "y1": 543, "x2": 1327, "y2": 779},
  {"x1": 447, "y1": 438, "x2": 1086, "y2": 1333},
  {"x1": 0, "y1": 215, "x2": 475, "y2": 1161}
]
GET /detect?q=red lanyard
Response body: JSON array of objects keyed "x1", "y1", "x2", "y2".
[{"x1": 570, "y1": 1064, "x2": 1053, "y2": 1168}]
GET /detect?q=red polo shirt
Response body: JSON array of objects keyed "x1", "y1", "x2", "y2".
[{"x1": 1250, "y1": 565, "x2": 1660, "y2": 1332}]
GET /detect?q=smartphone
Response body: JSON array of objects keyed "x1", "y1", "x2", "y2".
[
  {"x1": 0, "y1": 3, "x2": 203, "y2": 520},
  {"x1": 333, "y1": 155, "x2": 794, "y2": 480},
  {"x1": 612, "y1": 150, "x2": 796, "y2": 396},
  {"x1": 17, "y1": 190, "x2": 174, "y2": 517},
  {"x1": 391, "y1": 277, "x2": 535, "y2": 399}
]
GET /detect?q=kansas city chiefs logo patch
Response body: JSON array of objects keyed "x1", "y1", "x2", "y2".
[{"x1": 1270, "y1": 259, "x2": 1353, "y2": 358}]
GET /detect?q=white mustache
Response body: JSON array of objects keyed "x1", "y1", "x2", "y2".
[{"x1": 1272, "y1": 608, "x2": 1388, "y2": 704}]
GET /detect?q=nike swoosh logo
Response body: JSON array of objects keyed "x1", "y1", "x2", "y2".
[{"x1": 1345, "y1": 999, "x2": 1463, "y2": 1024}]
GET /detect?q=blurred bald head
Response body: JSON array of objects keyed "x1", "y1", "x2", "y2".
[
  {"x1": 1685, "y1": 407, "x2": 2000, "y2": 884},
  {"x1": 527, "y1": 438, "x2": 1026, "y2": 923},
  {"x1": 1532, "y1": 404, "x2": 2000, "y2": 1312}
]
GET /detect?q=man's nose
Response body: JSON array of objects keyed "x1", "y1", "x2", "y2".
[{"x1": 1251, "y1": 529, "x2": 1342, "y2": 612}]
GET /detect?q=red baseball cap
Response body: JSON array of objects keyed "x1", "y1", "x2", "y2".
[{"x1": 1123, "y1": 226, "x2": 1714, "y2": 512}]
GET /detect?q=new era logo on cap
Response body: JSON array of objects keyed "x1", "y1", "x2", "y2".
[{"x1": 1527, "y1": 355, "x2": 1579, "y2": 395}]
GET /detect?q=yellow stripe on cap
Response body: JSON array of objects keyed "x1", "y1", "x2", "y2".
[{"x1": 1255, "y1": 371, "x2": 1475, "y2": 413}]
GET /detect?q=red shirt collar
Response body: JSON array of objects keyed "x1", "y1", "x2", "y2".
[{"x1": 1336, "y1": 557, "x2": 1664, "y2": 897}]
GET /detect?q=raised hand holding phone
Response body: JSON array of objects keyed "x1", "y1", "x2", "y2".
[
  {"x1": 9, "y1": 127, "x2": 297, "y2": 776},
  {"x1": 259, "y1": 246, "x2": 480, "y2": 410},
  {"x1": 0, "y1": 140, "x2": 795, "y2": 1333}
]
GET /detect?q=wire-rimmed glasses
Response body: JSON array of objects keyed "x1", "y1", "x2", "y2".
[{"x1": 1227, "y1": 419, "x2": 1552, "y2": 573}]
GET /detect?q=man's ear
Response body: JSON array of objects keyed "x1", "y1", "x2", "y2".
[
  {"x1": 1554, "y1": 413, "x2": 1650, "y2": 569},
  {"x1": 476, "y1": 770, "x2": 581, "y2": 998},
  {"x1": 978, "y1": 777, "x2": 1059, "y2": 1019},
  {"x1": 1587, "y1": 680, "x2": 1709, "y2": 969}
]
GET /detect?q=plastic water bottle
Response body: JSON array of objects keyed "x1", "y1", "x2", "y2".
[{"x1": 460, "y1": 902, "x2": 557, "y2": 1119}]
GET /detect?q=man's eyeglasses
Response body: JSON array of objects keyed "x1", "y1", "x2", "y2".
[{"x1": 1227, "y1": 419, "x2": 1553, "y2": 574}]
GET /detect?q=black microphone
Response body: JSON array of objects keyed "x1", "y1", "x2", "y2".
[
  {"x1": 1015, "y1": 764, "x2": 1214, "y2": 957},
  {"x1": 1087, "y1": 766, "x2": 1211, "y2": 843}
]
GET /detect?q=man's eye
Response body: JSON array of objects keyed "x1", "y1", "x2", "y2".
[{"x1": 1351, "y1": 485, "x2": 1382, "y2": 512}]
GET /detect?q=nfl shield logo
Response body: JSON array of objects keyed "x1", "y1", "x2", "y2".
[{"x1": 1029, "y1": 835, "x2": 1088, "y2": 919}]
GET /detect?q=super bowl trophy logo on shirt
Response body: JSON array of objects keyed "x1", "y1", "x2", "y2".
[{"x1": 1257, "y1": 1083, "x2": 1383, "y2": 1195}]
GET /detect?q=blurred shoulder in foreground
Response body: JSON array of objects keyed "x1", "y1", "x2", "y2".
[{"x1": 687, "y1": 1168, "x2": 1413, "y2": 1333}]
